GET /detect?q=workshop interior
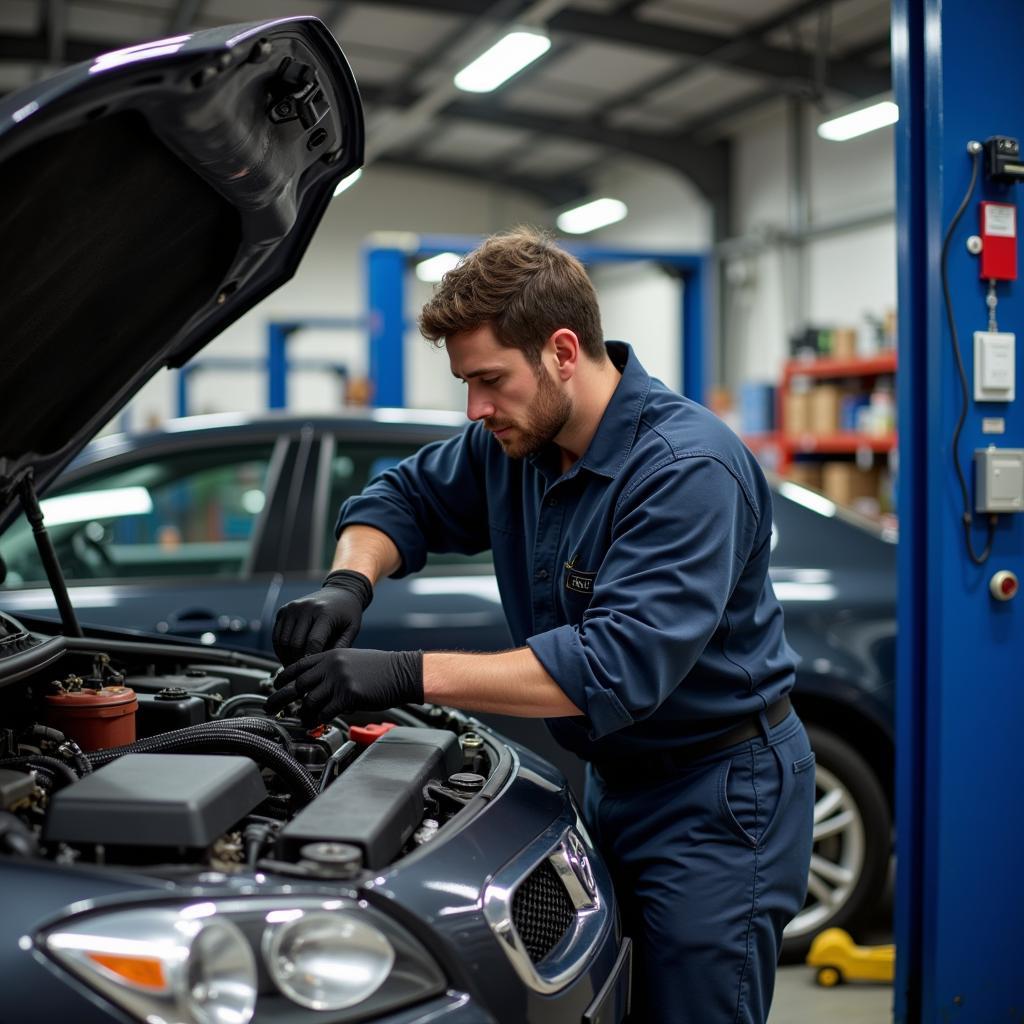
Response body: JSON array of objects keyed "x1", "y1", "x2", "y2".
[{"x1": 0, "y1": 1, "x2": 1020, "y2": 1022}]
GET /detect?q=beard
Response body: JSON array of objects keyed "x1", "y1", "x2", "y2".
[{"x1": 486, "y1": 365, "x2": 572, "y2": 459}]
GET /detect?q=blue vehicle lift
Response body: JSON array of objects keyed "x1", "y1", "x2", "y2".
[
  {"x1": 176, "y1": 317, "x2": 364, "y2": 417},
  {"x1": 365, "y1": 234, "x2": 712, "y2": 408},
  {"x1": 894, "y1": 0, "x2": 1024, "y2": 1019}
]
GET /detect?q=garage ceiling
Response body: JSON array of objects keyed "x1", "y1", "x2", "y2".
[{"x1": 0, "y1": 0, "x2": 891, "y2": 211}]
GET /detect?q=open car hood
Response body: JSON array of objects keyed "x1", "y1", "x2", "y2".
[{"x1": 0, "y1": 17, "x2": 363, "y2": 531}]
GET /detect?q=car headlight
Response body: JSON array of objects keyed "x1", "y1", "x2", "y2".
[
  {"x1": 263, "y1": 910, "x2": 394, "y2": 1010},
  {"x1": 40, "y1": 897, "x2": 445, "y2": 1023},
  {"x1": 45, "y1": 908, "x2": 256, "y2": 1024}
]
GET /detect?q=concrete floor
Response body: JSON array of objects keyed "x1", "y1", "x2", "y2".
[{"x1": 769, "y1": 966, "x2": 892, "y2": 1023}]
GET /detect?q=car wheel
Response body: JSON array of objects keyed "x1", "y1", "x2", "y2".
[{"x1": 781, "y1": 725, "x2": 891, "y2": 962}]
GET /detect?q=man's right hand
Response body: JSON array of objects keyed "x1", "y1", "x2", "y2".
[{"x1": 272, "y1": 569, "x2": 374, "y2": 666}]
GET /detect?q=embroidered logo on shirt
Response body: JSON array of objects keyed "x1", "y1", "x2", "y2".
[{"x1": 564, "y1": 554, "x2": 597, "y2": 595}]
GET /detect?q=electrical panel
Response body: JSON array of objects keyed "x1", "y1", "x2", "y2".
[
  {"x1": 974, "y1": 331, "x2": 1016, "y2": 401},
  {"x1": 975, "y1": 447, "x2": 1024, "y2": 512}
]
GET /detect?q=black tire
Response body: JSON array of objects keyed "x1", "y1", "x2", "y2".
[{"x1": 780, "y1": 725, "x2": 891, "y2": 963}]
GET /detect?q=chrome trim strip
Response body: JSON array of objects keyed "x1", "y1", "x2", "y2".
[{"x1": 482, "y1": 819, "x2": 610, "y2": 994}]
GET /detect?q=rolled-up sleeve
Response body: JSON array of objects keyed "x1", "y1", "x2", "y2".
[
  {"x1": 527, "y1": 455, "x2": 758, "y2": 740},
  {"x1": 336, "y1": 425, "x2": 491, "y2": 578}
]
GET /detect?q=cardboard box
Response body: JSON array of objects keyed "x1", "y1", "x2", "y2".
[
  {"x1": 832, "y1": 328, "x2": 857, "y2": 360},
  {"x1": 821, "y1": 462, "x2": 879, "y2": 507},
  {"x1": 810, "y1": 385, "x2": 841, "y2": 435},
  {"x1": 784, "y1": 391, "x2": 811, "y2": 436},
  {"x1": 786, "y1": 463, "x2": 824, "y2": 490}
]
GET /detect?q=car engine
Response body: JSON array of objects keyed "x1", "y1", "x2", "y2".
[{"x1": 0, "y1": 611, "x2": 494, "y2": 881}]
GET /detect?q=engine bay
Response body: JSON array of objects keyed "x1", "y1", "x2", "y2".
[{"x1": 0, "y1": 611, "x2": 497, "y2": 881}]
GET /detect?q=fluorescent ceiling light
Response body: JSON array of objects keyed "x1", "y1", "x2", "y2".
[
  {"x1": 416, "y1": 252, "x2": 462, "y2": 283},
  {"x1": 332, "y1": 168, "x2": 362, "y2": 197},
  {"x1": 817, "y1": 98, "x2": 898, "y2": 141},
  {"x1": 557, "y1": 198, "x2": 628, "y2": 235},
  {"x1": 454, "y1": 30, "x2": 550, "y2": 93}
]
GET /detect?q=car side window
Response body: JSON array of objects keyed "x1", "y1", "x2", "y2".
[
  {"x1": 1, "y1": 445, "x2": 274, "y2": 586},
  {"x1": 324, "y1": 438, "x2": 491, "y2": 570}
]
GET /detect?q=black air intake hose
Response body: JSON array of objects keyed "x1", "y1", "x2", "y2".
[
  {"x1": 85, "y1": 727, "x2": 317, "y2": 806},
  {"x1": 213, "y1": 715, "x2": 295, "y2": 753}
]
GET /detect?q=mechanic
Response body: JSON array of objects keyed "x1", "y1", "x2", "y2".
[{"x1": 267, "y1": 228, "x2": 815, "y2": 1024}]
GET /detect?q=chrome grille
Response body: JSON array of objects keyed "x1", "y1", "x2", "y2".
[{"x1": 511, "y1": 858, "x2": 577, "y2": 963}]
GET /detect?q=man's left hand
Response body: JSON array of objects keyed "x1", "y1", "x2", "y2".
[{"x1": 265, "y1": 648, "x2": 424, "y2": 724}]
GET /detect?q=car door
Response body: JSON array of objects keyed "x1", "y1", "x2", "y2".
[
  {"x1": 269, "y1": 424, "x2": 513, "y2": 654},
  {"x1": 0, "y1": 435, "x2": 288, "y2": 650}
]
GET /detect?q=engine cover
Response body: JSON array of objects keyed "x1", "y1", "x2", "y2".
[{"x1": 43, "y1": 754, "x2": 267, "y2": 848}]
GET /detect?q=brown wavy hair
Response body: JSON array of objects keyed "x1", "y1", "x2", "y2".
[{"x1": 418, "y1": 228, "x2": 605, "y2": 366}]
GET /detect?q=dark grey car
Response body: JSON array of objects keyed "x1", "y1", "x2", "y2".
[
  {"x1": 0, "y1": 20, "x2": 629, "y2": 1024},
  {"x1": 2, "y1": 410, "x2": 897, "y2": 958}
]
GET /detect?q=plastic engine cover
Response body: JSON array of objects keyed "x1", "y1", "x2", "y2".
[
  {"x1": 280, "y1": 727, "x2": 462, "y2": 868},
  {"x1": 44, "y1": 754, "x2": 267, "y2": 848}
]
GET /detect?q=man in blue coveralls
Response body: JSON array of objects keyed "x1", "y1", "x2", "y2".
[{"x1": 267, "y1": 229, "x2": 815, "y2": 1023}]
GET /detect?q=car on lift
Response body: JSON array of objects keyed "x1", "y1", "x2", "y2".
[
  {"x1": 1, "y1": 408, "x2": 897, "y2": 959},
  {"x1": 0, "y1": 18, "x2": 630, "y2": 1024}
]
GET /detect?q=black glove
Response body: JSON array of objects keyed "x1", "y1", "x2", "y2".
[
  {"x1": 272, "y1": 569, "x2": 373, "y2": 666},
  {"x1": 264, "y1": 648, "x2": 424, "y2": 724}
]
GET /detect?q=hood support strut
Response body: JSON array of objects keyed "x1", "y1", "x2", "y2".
[{"x1": 18, "y1": 473, "x2": 83, "y2": 638}]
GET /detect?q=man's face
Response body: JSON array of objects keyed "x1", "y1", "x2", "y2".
[{"x1": 447, "y1": 324, "x2": 572, "y2": 459}]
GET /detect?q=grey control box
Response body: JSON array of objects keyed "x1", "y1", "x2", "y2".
[{"x1": 975, "y1": 447, "x2": 1024, "y2": 512}]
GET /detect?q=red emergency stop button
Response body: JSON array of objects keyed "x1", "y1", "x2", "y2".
[
  {"x1": 989, "y1": 570, "x2": 1019, "y2": 601},
  {"x1": 349, "y1": 722, "x2": 397, "y2": 745}
]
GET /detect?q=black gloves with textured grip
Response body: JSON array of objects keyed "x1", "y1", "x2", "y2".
[
  {"x1": 264, "y1": 648, "x2": 424, "y2": 725},
  {"x1": 272, "y1": 569, "x2": 373, "y2": 666}
]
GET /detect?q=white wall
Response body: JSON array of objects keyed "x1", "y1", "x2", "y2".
[
  {"x1": 588, "y1": 159, "x2": 712, "y2": 392},
  {"x1": 122, "y1": 165, "x2": 546, "y2": 429},
  {"x1": 119, "y1": 157, "x2": 712, "y2": 431},
  {"x1": 725, "y1": 100, "x2": 896, "y2": 391}
]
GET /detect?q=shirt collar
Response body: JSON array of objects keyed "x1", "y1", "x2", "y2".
[
  {"x1": 528, "y1": 342, "x2": 650, "y2": 482},
  {"x1": 576, "y1": 341, "x2": 651, "y2": 479}
]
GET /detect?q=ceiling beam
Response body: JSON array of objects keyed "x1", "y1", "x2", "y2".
[
  {"x1": 367, "y1": 88, "x2": 730, "y2": 203},
  {"x1": 599, "y1": 0, "x2": 839, "y2": 123},
  {"x1": 546, "y1": 9, "x2": 888, "y2": 98},
  {"x1": 167, "y1": 0, "x2": 202, "y2": 36},
  {"x1": 355, "y1": 1, "x2": 887, "y2": 97}
]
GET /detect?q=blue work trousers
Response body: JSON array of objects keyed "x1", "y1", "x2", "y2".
[{"x1": 584, "y1": 712, "x2": 815, "y2": 1024}]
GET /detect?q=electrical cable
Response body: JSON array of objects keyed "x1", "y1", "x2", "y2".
[
  {"x1": 940, "y1": 143, "x2": 998, "y2": 564},
  {"x1": 85, "y1": 725, "x2": 317, "y2": 806}
]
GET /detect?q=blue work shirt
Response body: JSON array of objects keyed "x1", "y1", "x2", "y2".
[{"x1": 338, "y1": 342, "x2": 797, "y2": 762}]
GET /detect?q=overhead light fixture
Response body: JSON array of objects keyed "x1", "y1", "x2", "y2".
[
  {"x1": 556, "y1": 198, "x2": 628, "y2": 235},
  {"x1": 817, "y1": 96, "x2": 899, "y2": 142},
  {"x1": 415, "y1": 252, "x2": 462, "y2": 283},
  {"x1": 454, "y1": 30, "x2": 550, "y2": 94},
  {"x1": 333, "y1": 168, "x2": 362, "y2": 197}
]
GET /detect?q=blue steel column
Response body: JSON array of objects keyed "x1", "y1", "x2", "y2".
[
  {"x1": 176, "y1": 367, "x2": 189, "y2": 418},
  {"x1": 681, "y1": 256, "x2": 711, "y2": 405},
  {"x1": 366, "y1": 246, "x2": 406, "y2": 407},
  {"x1": 894, "y1": 1, "x2": 1024, "y2": 1020},
  {"x1": 267, "y1": 323, "x2": 289, "y2": 410}
]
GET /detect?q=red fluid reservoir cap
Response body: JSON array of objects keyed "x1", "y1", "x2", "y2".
[{"x1": 349, "y1": 722, "x2": 397, "y2": 745}]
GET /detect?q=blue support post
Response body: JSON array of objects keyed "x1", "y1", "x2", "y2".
[
  {"x1": 403, "y1": 235, "x2": 710, "y2": 403},
  {"x1": 894, "y1": 1, "x2": 1024, "y2": 1019},
  {"x1": 366, "y1": 246, "x2": 406, "y2": 407},
  {"x1": 176, "y1": 366, "x2": 190, "y2": 418},
  {"x1": 267, "y1": 322, "x2": 289, "y2": 410},
  {"x1": 681, "y1": 255, "x2": 712, "y2": 406}
]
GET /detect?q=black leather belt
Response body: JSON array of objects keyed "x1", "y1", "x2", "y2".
[{"x1": 592, "y1": 696, "x2": 793, "y2": 786}]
